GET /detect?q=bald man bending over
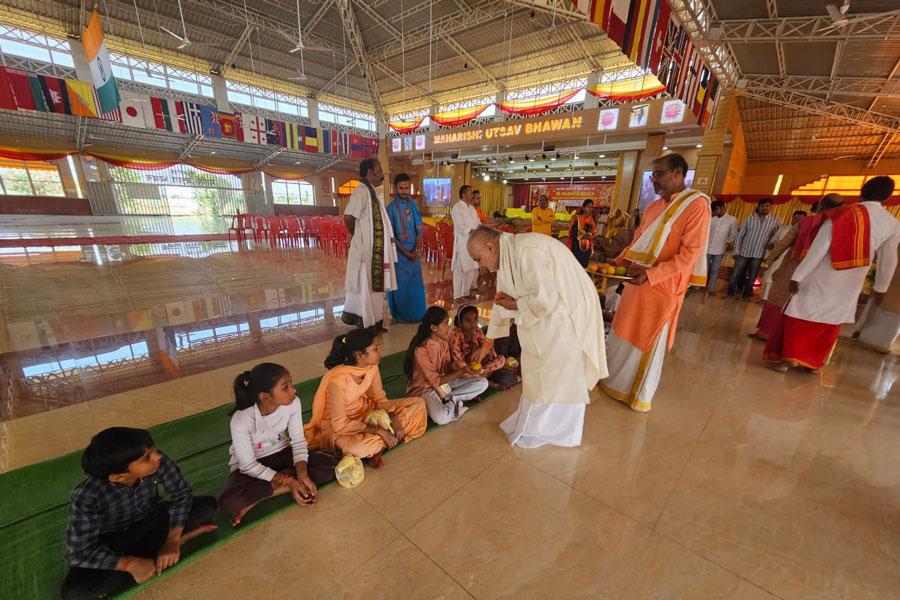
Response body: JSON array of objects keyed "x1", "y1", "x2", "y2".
[{"x1": 467, "y1": 226, "x2": 607, "y2": 447}]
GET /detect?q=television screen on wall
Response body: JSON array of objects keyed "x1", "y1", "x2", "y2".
[
  {"x1": 423, "y1": 177, "x2": 452, "y2": 207},
  {"x1": 638, "y1": 169, "x2": 695, "y2": 211}
]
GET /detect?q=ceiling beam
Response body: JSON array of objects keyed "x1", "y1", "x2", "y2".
[
  {"x1": 307, "y1": 0, "x2": 336, "y2": 34},
  {"x1": 736, "y1": 88, "x2": 900, "y2": 135},
  {"x1": 765, "y1": 0, "x2": 786, "y2": 77},
  {"x1": 335, "y1": 0, "x2": 385, "y2": 120},
  {"x1": 438, "y1": 32, "x2": 501, "y2": 90},
  {"x1": 254, "y1": 147, "x2": 287, "y2": 167},
  {"x1": 503, "y1": 0, "x2": 591, "y2": 22},
  {"x1": 711, "y1": 12, "x2": 900, "y2": 43},
  {"x1": 351, "y1": 1, "x2": 402, "y2": 40},
  {"x1": 740, "y1": 75, "x2": 900, "y2": 99},
  {"x1": 867, "y1": 133, "x2": 897, "y2": 169},
  {"x1": 667, "y1": 0, "x2": 741, "y2": 85},
  {"x1": 316, "y1": 156, "x2": 342, "y2": 173},
  {"x1": 217, "y1": 23, "x2": 253, "y2": 75},
  {"x1": 369, "y1": 61, "x2": 439, "y2": 105}
]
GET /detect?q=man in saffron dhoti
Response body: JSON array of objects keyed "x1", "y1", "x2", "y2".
[
  {"x1": 341, "y1": 158, "x2": 398, "y2": 329},
  {"x1": 600, "y1": 153, "x2": 711, "y2": 412},
  {"x1": 766, "y1": 176, "x2": 900, "y2": 372},
  {"x1": 467, "y1": 226, "x2": 607, "y2": 448}
]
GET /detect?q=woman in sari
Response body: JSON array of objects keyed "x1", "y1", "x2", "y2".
[{"x1": 569, "y1": 199, "x2": 596, "y2": 267}]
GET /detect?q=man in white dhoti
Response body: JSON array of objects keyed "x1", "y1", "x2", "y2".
[
  {"x1": 451, "y1": 185, "x2": 481, "y2": 301},
  {"x1": 767, "y1": 176, "x2": 900, "y2": 371},
  {"x1": 341, "y1": 158, "x2": 398, "y2": 329},
  {"x1": 467, "y1": 226, "x2": 607, "y2": 448}
]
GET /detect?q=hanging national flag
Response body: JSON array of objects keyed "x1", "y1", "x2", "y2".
[
  {"x1": 27, "y1": 74, "x2": 50, "y2": 111},
  {"x1": 119, "y1": 97, "x2": 149, "y2": 128},
  {"x1": 285, "y1": 122, "x2": 302, "y2": 151},
  {"x1": 65, "y1": 79, "x2": 98, "y2": 117},
  {"x1": 242, "y1": 114, "x2": 266, "y2": 144},
  {"x1": 6, "y1": 68, "x2": 35, "y2": 110},
  {"x1": 198, "y1": 104, "x2": 221, "y2": 138},
  {"x1": 335, "y1": 130, "x2": 349, "y2": 155},
  {"x1": 216, "y1": 111, "x2": 243, "y2": 141},
  {"x1": 266, "y1": 118, "x2": 287, "y2": 146},
  {"x1": 149, "y1": 97, "x2": 185, "y2": 133},
  {"x1": 83, "y1": 9, "x2": 120, "y2": 114},
  {"x1": 697, "y1": 71, "x2": 719, "y2": 126},
  {"x1": 0, "y1": 67, "x2": 16, "y2": 110},
  {"x1": 644, "y1": 1, "x2": 671, "y2": 73},
  {"x1": 316, "y1": 128, "x2": 329, "y2": 153},
  {"x1": 183, "y1": 102, "x2": 203, "y2": 135},
  {"x1": 302, "y1": 125, "x2": 318, "y2": 153},
  {"x1": 37, "y1": 75, "x2": 71, "y2": 114}
]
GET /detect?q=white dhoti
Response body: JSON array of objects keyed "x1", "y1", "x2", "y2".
[
  {"x1": 600, "y1": 322, "x2": 669, "y2": 413},
  {"x1": 342, "y1": 264, "x2": 385, "y2": 328},
  {"x1": 501, "y1": 401, "x2": 585, "y2": 448},
  {"x1": 453, "y1": 266, "x2": 478, "y2": 299}
]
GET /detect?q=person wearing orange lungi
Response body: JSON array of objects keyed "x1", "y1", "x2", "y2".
[
  {"x1": 767, "y1": 177, "x2": 900, "y2": 372},
  {"x1": 305, "y1": 327, "x2": 427, "y2": 459},
  {"x1": 600, "y1": 154, "x2": 711, "y2": 413}
]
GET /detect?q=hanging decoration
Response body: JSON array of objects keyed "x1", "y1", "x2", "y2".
[
  {"x1": 587, "y1": 76, "x2": 665, "y2": 101},
  {"x1": 0, "y1": 147, "x2": 76, "y2": 161},
  {"x1": 497, "y1": 89, "x2": 579, "y2": 116},
  {"x1": 388, "y1": 116, "x2": 426, "y2": 134},
  {"x1": 430, "y1": 104, "x2": 489, "y2": 127}
]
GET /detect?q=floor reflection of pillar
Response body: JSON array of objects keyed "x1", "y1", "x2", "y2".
[
  {"x1": 145, "y1": 327, "x2": 181, "y2": 379},
  {"x1": 248, "y1": 312, "x2": 263, "y2": 343},
  {"x1": 0, "y1": 352, "x2": 24, "y2": 421},
  {"x1": 323, "y1": 299, "x2": 335, "y2": 324}
]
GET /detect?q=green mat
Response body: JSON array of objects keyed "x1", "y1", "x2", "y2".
[{"x1": 0, "y1": 352, "x2": 496, "y2": 600}]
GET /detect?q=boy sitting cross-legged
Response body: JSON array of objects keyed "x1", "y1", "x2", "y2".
[{"x1": 61, "y1": 427, "x2": 218, "y2": 600}]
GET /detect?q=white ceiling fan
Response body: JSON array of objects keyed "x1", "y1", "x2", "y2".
[
  {"x1": 287, "y1": 0, "x2": 306, "y2": 80},
  {"x1": 160, "y1": 0, "x2": 191, "y2": 49},
  {"x1": 818, "y1": 0, "x2": 900, "y2": 34}
]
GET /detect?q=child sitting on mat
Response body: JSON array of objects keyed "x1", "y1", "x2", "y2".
[
  {"x1": 304, "y1": 326, "x2": 427, "y2": 467},
  {"x1": 449, "y1": 304, "x2": 518, "y2": 391},
  {"x1": 405, "y1": 306, "x2": 489, "y2": 425},
  {"x1": 61, "y1": 427, "x2": 218, "y2": 600},
  {"x1": 219, "y1": 362, "x2": 335, "y2": 527}
]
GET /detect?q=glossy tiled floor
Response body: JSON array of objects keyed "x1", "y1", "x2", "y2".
[{"x1": 1, "y1": 230, "x2": 898, "y2": 598}]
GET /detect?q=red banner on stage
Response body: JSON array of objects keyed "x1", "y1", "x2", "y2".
[{"x1": 517, "y1": 182, "x2": 615, "y2": 208}]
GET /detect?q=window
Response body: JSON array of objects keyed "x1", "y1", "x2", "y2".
[
  {"x1": 318, "y1": 103, "x2": 377, "y2": 132},
  {"x1": 0, "y1": 24, "x2": 73, "y2": 68},
  {"x1": 226, "y1": 80, "x2": 308, "y2": 118},
  {"x1": 109, "y1": 53, "x2": 213, "y2": 97},
  {"x1": 271, "y1": 179, "x2": 314, "y2": 205},
  {"x1": 0, "y1": 164, "x2": 65, "y2": 196},
  {"x1": 505, "y1": 77, "x2": 587, "y2": 104}
]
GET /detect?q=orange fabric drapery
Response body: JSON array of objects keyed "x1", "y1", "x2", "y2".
[
  {"x1": 388, "y1": 117, "x2": 425, "y2": 134},
  {"x1": 497, "y1": 89, "x2": 579, "y2": 116},
  {"x1": 586, "y1": 76, "x2": 665, "y2": 101},
  {"x1": 0, "y1": 147, "x2": 76, "y2": 161},
  {"x1": 430, "y1": 105, "x2": 489, "y2": 126}
]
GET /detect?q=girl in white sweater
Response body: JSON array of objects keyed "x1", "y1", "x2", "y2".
[{"x1": 218, "y1": 362, "x2": 332, "y2": 526}]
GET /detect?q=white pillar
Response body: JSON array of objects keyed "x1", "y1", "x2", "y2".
[
  {"x1": 494, "y1": 89, "x2": 507, "y2": 122},
  {"x1": 308, "y1": 97, "x2": 320, "y2": 127},
  {"x1": 212, "y1": 74, "x2": 231, "y2": 112},
  {"x1": 584, "y1": 71, "x2": 601, "y2": 110}
]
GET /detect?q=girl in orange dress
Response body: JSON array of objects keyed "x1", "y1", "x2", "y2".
[
  {"x1": 448, "y1": 305, "x2": 518, "y2": 390},
  {"x1": 304, "y1": 327, "x2": 427, "y2": 464}
]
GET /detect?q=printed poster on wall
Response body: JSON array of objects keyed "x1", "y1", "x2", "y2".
[
  {"x1": 597, "y1": 107, "x2": 619, "y2": 131},
  {"x1": 415, "y1": 134, "x2": 426, "y2": 150},
  {"x1": 525, "y1": 183, "x2": 614, "y2": 208},
  {"x1": 403, "y1": 136, "x2": 413, "y2": 151},
  {"x1": 660, "y1": 99, "x2": 685, "y2": 125},
  {"x1": 629, "y1": 104, "x2": 649, "y2": 128},
  {"x1": 391, "y1": 137, "x2": 402, "y2": 152}
]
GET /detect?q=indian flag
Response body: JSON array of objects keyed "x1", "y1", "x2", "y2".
[{"x1": 83, "y1": 9, "x2": 120, "y2": 114}]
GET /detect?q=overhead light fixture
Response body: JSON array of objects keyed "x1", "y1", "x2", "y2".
[
  {"x1": 509, "y1": 156, "x2": 515, "y2": 163},
  {"x1": 541, "y1": 153, "x2": 547, "y2": 160},
  {"x1": 502, "y1": 178, "x2": 508, "y2": 184},
  {"x1": 662, "y1": 146, "x2": 668, "y2": 151},
  {"x1": 523, "y1": 165, "x2": 528, "y2": 171},
  {"x1": 491, "y1": 157, "x2": 497, "y2": 164},
  {"x1": 525, "y1": 177, "x2": 529, "y2": 181},
  {"x1": 573, "y1": 152, "x2": 579, "y2": 159},
  {"x1": 580, "y1": 176, "x2": 584, "y2": 179},
  {"x1": 551, "y1": 152, "x2": 559, "y2": 161},
  {"x1": 594, "y1": 161, "x2": 599, "y2": 167},
  {"x1": 529, "y1": 155, "x2": 535, "y2": 162},
  {"x1": 544, "y1": 165, "x2": 550, "y2": 171},
  {"x1": 696, "y1": 144, "x2": 703, "y2": 148},
  {"x1": 559, "y1": 176, "x2": 564, "y2": 180},
  {"x1": 483, "y1": 173, "x2": 490, "y2": 181}
]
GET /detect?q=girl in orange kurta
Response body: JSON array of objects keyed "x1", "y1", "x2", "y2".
[
  {"x1": 448, "y1": 305, "x2": 518, "y2": 390},
  {"x1": 304, "y1": 327, "x2": 427, "y2": 462},
  {"x1": 405, "y1": 306, "x2": 489, "y2": 425}
]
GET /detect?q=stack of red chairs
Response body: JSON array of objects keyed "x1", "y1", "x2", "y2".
[
  {"x1": 421, "y1": 224, "x2": 440, "y2": 265},
  {"x1": 227, "y1": 214, "x2": 255, "y2": 245},
  {"x1": 439, "y1": 225, "x2": 454, "y2": 281}
]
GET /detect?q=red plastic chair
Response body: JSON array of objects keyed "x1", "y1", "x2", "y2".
[
  {"x1": 439, "y1": 227, "x2": 454, "y2": 281},
  {"x1": 283, "y1": 215, "x2": 303, "y2": 247},
  {"x1": 266, "y1": 216, "x2": 289, "y2": 248},
  {"x1": 250, "y1": 215, "x2": 270, "y2": 245},
  {"x1": 227, "y1": 214, "x2": 254, "y2": 246}
]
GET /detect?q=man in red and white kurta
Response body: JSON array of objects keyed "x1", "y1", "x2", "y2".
[
  {"x1": 600, "y1": 154, "x2": 710, "y2": 413},
  {"x1": 767, "y1": 176, "x2": 900, "y2": 371}
]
